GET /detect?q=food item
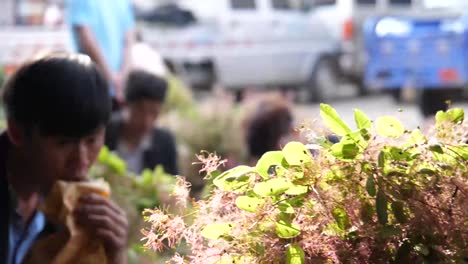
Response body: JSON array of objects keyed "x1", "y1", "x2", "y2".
[{"x1": 24, "y1": 179, "x2": 111, "y2": 264}]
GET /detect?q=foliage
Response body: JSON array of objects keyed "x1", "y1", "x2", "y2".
[
  {"x1": 142, "y1": 105, "x2": 468, "y2": 263},
  {"x1": 161, "y1": 97, "x2": 247, "y2": 196},
  {"x1": 90, "y1": 147, "x2": 189, "y2": 263}
]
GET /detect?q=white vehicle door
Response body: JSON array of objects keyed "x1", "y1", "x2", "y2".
[
  {"x1": 215, "y1": 0, "x2": 275, "y2": 87},
  {"x1": 267, "y1": 0, "x2": 334, "y2": 83}
]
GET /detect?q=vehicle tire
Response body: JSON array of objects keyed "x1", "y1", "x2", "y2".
[
  {"x1": 419, "y1": 89, "x2": 450, "y2": 118},
  {"x1": 305, "y1": 57, "x2": 340, "y2": 103},
  {"x1": 390, "y1": 89, "x2": 402, "y2": 103}
]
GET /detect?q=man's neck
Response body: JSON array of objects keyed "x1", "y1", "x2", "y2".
[{"x1": 121, "y1": 122, "x2": 145, "y2": 150}]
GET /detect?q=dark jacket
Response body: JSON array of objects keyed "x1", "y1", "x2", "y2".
[
  {"x1": 0, "y1": 133, "x2": 9, "y2": 263},
  {"x1": 105, "y1": 120, "x2": 179, "y2": 175}
]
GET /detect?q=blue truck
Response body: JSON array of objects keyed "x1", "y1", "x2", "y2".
[{"x1": 364, "y1": 12, "x2": 468, "y2": 116}]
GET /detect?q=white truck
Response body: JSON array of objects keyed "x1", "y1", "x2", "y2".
[{"x1": 139, "y1": 0, "x2": 342, "y2": 102}]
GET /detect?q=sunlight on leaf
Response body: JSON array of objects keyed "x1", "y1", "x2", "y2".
[
  {"x1": 282, "y1": 142, "x2": 312, "y2": 166},
  {"x1": 201, "y1": 223, "x2": 234, "y2": 240},
  {"x1": 376, "y1": 116, "x2": 404, "y2": 138},
  {"x1": 286, "y1": 244, "x2": 305, "y2": 264},
  {"x1": 320, "y1": 104, "x2": 352, "y2": 136}
]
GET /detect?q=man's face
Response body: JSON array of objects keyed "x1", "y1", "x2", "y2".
[
  {"x1": 24, "y1": 126, "x2": 105, "y2": 194},
  {"x1": 127, "y1": 99, "x2": 162, "y2": 134}
]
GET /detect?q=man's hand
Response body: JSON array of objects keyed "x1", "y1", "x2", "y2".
[
  {"x1": 111, "y1": 73, "x2": 125, "y2": 104},
  {"x1": 74, "y1": 194, "x2": 128, "y2": 264}
]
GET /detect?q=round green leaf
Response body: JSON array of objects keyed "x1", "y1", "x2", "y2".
[
  {"x1": 275, "y1": 220, "x2": 301, "y2": 239},
  {"x1": 376, "y1": 116, "x2": 404, "y2": 138},
  {"x1": 282, "y1": 142, "x2": 312, "y2": 166},
  {"x1": 286, "y1": 244, "x2": 305, "y2": 264},
  {"x1": 235, "y1": 196, "x2": 264, "y2": 213},
  {"x1": 253, "y1": 178, "x2": 291, "y2": 197},
  {"x1": 201, "y1": 223, "x2": 234, "y2": 240},
  {"x1": 285, "y1": 185, "x2": 308, "y2": 195},
  {"x1": 213, "y1": 166, "x2": 253, "y2": 191},
  {"x1": 330, "y1": 143, "x2": 359, "y2": 160},
  {"x1": 256, "y1": 151, "x2": 286, "y2": 180}
]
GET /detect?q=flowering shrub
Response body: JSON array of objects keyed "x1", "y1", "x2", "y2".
[{"x1": 142, "y1": 104, "x2": 467, "y2": 263}]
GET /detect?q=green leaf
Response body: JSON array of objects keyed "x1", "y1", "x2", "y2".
[
  {"x1": 282, "y1": 142, "x2": 312, "y2": 166},
  {"x1": 235, "y1": 196, "x2": 264, "y2": 213},
  {"x1": 320, "y1": 104, "x2": 352, "y2": 136},
  {"x1": 354, "y1": 109, "x2": 372, "y2": 130},
  {"x1": 436, "y1": 108, "x2": 464, "y2": 125},
  {"x1": 429, "y1": 144, "x2": 444, "y2": 154},
  {"x1": 376, "y1": 116, "x2": 404, "y2": 138},
  {"x1": 286, "y1": 244, "x2": 305, "y2": 264},
  {"x1": 391, "y1": 201, "x2": 408, "y2": 224},
  {"x1": 278, "y1": 201, "x2": 295, "y2": 214},
  {"x1": 253, "y1": 178, "x2": 291, "y2": 197},
  {"x1": 376, "y1": 190, "x2": 388, "y2": 225},
  {"x1": 330, "y1": 143, "x2": 359, "y2": 160},
  {"x1": 410, "y1": 129, "x2": 426, "y2": 144},
  {"x1": 256, "y1": 151, "x2": 286, "y2": 180},
  {"x1": 332, "y1": 207, "x2": 351, "y2": 230},
  {"x1": 366, "y1": 175, "x2": 376, "y2": 197},
  {"x1": 213, "y1": 166, "x2": 253, "y2": 192},
  {"x1": 201, "y1": 223, "x2": 234, "y2": 240},
  {"x1": 378, "y1": 151, "x2": 386, "y2": 168},
  {"x1": 360, "y1": 202, "x2": 374, "y2": 223},
  {"x1": 448, "y1": 145, "x2": 468, "y2": 160},
  {"x1": 275, "y1": 220, "x2": 301, "y2": 239},
  {"x1": 285, "y1": 185, "x2": 308, "y2": 195}
]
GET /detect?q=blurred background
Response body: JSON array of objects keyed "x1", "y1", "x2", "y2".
[{"x1": 1, "y1": 0, "x2": 468, "y2": 184}]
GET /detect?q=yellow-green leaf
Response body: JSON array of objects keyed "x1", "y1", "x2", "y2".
[
  {"x1": 253, "y1": 178, "x2": 291, "y2": 197},
  {"x1": 282, "y1": 142, "x2": 312, "y2": 166},
  {"x1": 320, "y1": 104, "x2": 352, "y2": 136},
  {"x1": 213, "y1": 166, "x2": 253, "y2": 191},
  {"x1": 286, "y1": 244, "x2": 305, "y2": 264},
  {"x1": 201, "y1": 223, "x2": 234, "y2": 240},
  {"x1": 275, "y1": 220, "x2": 301, "y2": 238},
  {"x1": 376, "y1": 190, "x2": 388, "y2": 225},
  {"x1": 376, "y1": 116, "x2": 404, "y2": 138},
  {"x1": 235, "y1": 196, "x2": 263, "y2": 213},
  {"x1": 256, "y1": 151, "x2": 286, "y2": 180},
  {"x1": 285, "y1": 185, "x2": 308, "y2": 195},
  {"x1": 354, "y1": 109, "x2": 372, "y2": 130}
]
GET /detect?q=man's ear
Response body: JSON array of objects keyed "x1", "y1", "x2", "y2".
[{"x1": 7, "y1": 119, "x2": 25, "y2": 146}]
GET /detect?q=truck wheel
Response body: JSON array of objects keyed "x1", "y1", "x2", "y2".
[
  {"x1": 419, "y1": 89, "x2": 450, "y2": 118},
  {"x1": 306, "y1": 57, "x2": 340, "y2": 103}
]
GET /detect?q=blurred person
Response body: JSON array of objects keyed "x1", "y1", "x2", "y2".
[
  {"x1": 0, "y1": 54, "x2": 128, "y2": 264},
  {"x1": 105, "y1": 70, "x2": 178, "y2": 175},
  {"x1": 67, "y1": 0, "x2": 135, "y2": 110},
  {"x1": 245, "y1": 97, "x2": 294, "y2": 166}
]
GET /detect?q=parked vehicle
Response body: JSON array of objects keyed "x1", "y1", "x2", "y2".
[
  {"x1": 304, "y1": 0, "x2": 467, "y2": 95},
  {"x1": 138, "y1": 0, "x2": 341, "y2": 102},
  {"x1": 364, "y1": 8, "x2": 468, "y2": 115}
]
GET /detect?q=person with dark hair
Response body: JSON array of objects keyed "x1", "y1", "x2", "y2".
[
  {"x1": 0, "y1": 54, "x2": 128, "y2": 264},
  {"x1": 105, "y1": 70, "x2": 178, "y2": 175},
  {"x1": 246, "y1": 97, "x2": 294, "y2": 165}
]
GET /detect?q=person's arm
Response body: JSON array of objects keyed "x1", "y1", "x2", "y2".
[{"x1": 74, "y1": 25, "x2": 114, "y2": 83}]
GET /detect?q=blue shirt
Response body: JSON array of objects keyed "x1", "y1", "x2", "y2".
[
  {"x1": 67, "y1": 0, "x2": 135, "y2": 73},
  {"x1": 8, "y1": 188, "x2": 46, "y2": 264}
]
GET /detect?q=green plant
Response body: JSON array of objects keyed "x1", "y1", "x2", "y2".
[
  {"x1": 90, "y1": 147, "x2": 189, "y2": 263},
  {"x1": 142, "y1": 104, "x2": 467, "y2": 263}
]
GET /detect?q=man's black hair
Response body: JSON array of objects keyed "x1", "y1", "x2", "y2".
[
  {"x1": 125, "y1": 70, "x2": 167, "y2": 103},
  {"x1": 2, "y1": 53, "x2": 112, "y2": 138}
]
